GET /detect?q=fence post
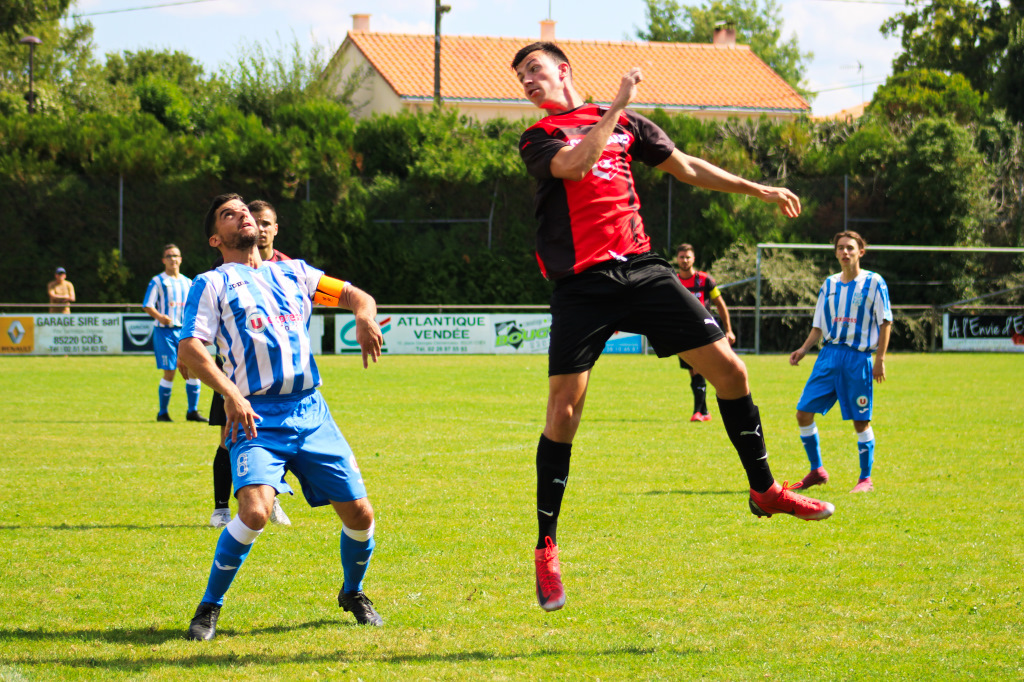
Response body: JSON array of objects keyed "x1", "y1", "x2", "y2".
[
  {"x1": 118, "y1": 174, "x2": 124, "y2": 256},
  {"x1": 755, "y1": 244, "x2": 763, "y2": 355}
]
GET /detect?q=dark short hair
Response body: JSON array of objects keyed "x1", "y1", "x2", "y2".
[
  {"x1": 162, "y1": 243, "x2": 179, "y2": 255},
  {"x1": 247, "y1": 199, "x2": 276, "y2": 219},
  {"x1": 832, "y1": 231, "x2": 866, "y2": 250},
  {"x1": 204, "y1": 193, "x2": 244, "y2": 238},
  {"x1": 676, "y1": 243, "x2": 695, "y2": 254},
  {"x1": 511, "y1": 42, "x2": 571, "y2": 71}
]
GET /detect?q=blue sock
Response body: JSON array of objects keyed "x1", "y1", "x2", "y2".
[
  {"x1": 158, "y1": 379, "x2": 173, "y2": 415},
  {"x1": 341, "y1": 523, "x2": 375, "y2": 594},
  {"x1": 857, "y1": 427, "x2": 875, "y2": 479},
  {"x1": 200, "y1": 517, "x2": 262, "y2": 606},
  {"x1": 186, "y1": 379, "x2": 201, "y2": 412},
  {"x1": 799, "y1": 424, "x2": 823, "y2": 470}
]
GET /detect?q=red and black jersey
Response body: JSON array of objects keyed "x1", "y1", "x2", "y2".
[
  {"x1": 677, "y1": 271, "x2": 717, "y2": 309},
  {"x1": 519, "y1": 104, "x2": 675, "y2": 279}
]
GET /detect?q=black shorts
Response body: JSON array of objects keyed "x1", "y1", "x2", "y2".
[
  {"x1": 209, "y1": 355, "x2": 227, "y2": 427},
  {"x1": 209, "y1": 390, "x2": 226, "y2": 427},
  {"x1": 548, "y1": 252, "x2": 725, "y2": 376}
]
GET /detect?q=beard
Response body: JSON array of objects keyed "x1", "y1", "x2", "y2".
[{"x1": 222, "y1": 229, "x2": 258, "y2": 251}]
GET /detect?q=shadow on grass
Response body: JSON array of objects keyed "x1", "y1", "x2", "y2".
[
  {"x1": 2, "y1": 626, "x2": 687, "y2": 669},
  {"x1": 641, "y1": 489, "x2": 743, "y2": 496},
  {"x1": 0, "y1": 619, "x2": 340, "y2": 647},
  {"x1": 0, "y1": 524, "x2": 203, "y2": 531}
]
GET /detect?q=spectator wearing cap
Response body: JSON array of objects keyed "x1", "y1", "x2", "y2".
[{"x1": 47, "y1": 267, "x2": 76, "y2": 314}]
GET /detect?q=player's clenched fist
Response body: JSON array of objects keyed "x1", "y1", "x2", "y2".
[{"x1": 613, "y1": 68, "x2": 642, "y2": 110}]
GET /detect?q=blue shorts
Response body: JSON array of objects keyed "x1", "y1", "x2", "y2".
[
  {"x1": 153, "y1": 327, "x2": 181, "y2": 370},
  {"x1": 796, "y1": 344, "x2": 874, "y2": 421},
  {"x1": 227, "y1": 389, "x2": 367, "y2": 507}
]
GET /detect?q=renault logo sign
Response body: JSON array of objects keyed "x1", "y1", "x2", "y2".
[{"x1": 7, "y1": 319, "x2": 25, "y2": 345}]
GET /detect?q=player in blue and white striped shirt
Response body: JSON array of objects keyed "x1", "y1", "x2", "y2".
[
  {"x1": 177, "y1": 194, "x2": 385, "y2": 640},
  {"x1": 789, "y1": 231, "x2": 892, "y2": 493},
  {"x1": 142, "y1": 244, "x2": 204, "y2": 422}
]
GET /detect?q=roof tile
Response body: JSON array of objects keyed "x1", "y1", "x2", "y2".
[{"x1": 346, "y1": 32, "x2": 808, "y2": 112}]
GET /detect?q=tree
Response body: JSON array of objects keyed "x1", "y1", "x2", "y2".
[
  {"x1": 880, "y1": 0, "x2": 1023, "y2": 114},
  {"x1": 994, "y1": 17, "x2": 1024, "y2": 124},
  {"x1": 0, "y1": 1, "x2": 73, "y2": 39},
  {"x1": 635, "y1": 0, "x2": 812, "y2": 97},
  {"x1": 869, "y1": 68, "x2": 985, "y2": 127}
]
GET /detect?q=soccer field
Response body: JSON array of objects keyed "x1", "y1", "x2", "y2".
[{"x1": 0, "y1": 353, "x2": 1021, "y2": 680}]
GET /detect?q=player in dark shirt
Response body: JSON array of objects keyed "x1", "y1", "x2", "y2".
[
  {"x1": 675, "y1": 243, "x2": 736, "y2": 422},
  {"x1": 513, "y1": 42, "x2": 834, "y2": 613}
]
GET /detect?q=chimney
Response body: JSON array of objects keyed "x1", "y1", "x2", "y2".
[
  {"x1": 712, "y1": 21, "x2": 736, "y2": 47},
  {"x1": 352, "y1": 14, "x2": 370, "y2": 32},
  {"x1": 540, "y1": 19, "x2": 556, "y2": 42}
]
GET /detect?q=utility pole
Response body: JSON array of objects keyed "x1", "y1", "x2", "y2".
[
  {"x1": 434, "y1": 0, "x2": 451, "y2": 107},
  {"x1": 20, "y1": 36, "x2": 42, "y2": 114}
]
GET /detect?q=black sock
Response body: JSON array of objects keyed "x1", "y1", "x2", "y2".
[
  {"x1": 536, "y1": 434, "x2": 572, "y2": 549},
  {"x1": 717, "y1": 394, "x2": 774, "y2": 493},
  {"x1": 690, "y1": 374, "x2": 708, "y2": 414},
  {"x1": 213, "y1": 446, "x2": 232, "y2": 509}
]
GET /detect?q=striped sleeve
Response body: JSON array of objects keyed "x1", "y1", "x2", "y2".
[
  {"x1": 180, "y1": 274, "x2": 220, "y2": 344},
  {"x1": 874, "y1": 274, "x2": 893, "y2": 324},
  {"x1": 811, "y1": 281, "x2": 829, "y2": 333},
  {"x1": 142, "y1": 276, "x2": 161, "y2": 312}
]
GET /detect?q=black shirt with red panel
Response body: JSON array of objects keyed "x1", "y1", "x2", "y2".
[
  {"x1": 677, "y1": 271, "x2": 718, "y2": 311},
  {"x1": 519, "y1": 104, "x2": 676, "y2": 280}
]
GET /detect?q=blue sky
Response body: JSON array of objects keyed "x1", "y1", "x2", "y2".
[{"x1": 70, "y1": 0, "x2": 905, "y2": 116}]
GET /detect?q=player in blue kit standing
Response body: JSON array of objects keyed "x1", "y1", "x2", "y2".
[
  {"x1": 143, "y1": 243, "x2": 205, "y2": 423},
  {"x1": 789, "y1": 231, "x2": 892, "y2": 493},
  {"x1": 178, "y1": 194, "x2": 386, "y2": 639}
]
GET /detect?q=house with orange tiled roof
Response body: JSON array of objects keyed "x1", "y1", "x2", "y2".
[{"x1": 327, "y1": 16, "x2": 809, "y2": 122}]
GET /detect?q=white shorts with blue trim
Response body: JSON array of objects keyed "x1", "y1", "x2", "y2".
[
  {"x1": 153, "y1": 327, "x2": 181, "y2": 370},
  {"x1": 228, "y1": 389, "x2": 367, "y2": 507},
  {"x1": 796, "y1": 344, "x2": 874, "y2": 421}
]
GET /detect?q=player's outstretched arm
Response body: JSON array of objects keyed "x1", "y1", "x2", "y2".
[
  {"x1": 343, "y1": 285, "x2": 383, "y2": 368},
  {"x1": 314, "y1": 275, "x2": 383, "y2": 368},
  {"x1": 178, "y1": 337, "x2": 259, "y2": 440},
  {"x1": 657, "y1": 150, "x2": 802, "y2": 218},
  {"x1": 790, "y1": 328, "x2": 823, "y2": 366},
  {"x1": 549, "y1": 68, "x2": 642, "y2": 182}
]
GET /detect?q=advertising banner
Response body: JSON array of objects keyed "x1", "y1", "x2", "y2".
[
  {"x1": 0, "y1": 314, "x2": 122, "y2": 355},
  {"x1": 943, "y1": 313, "x2": 1024, "y2": 352},
  {"x1": 122, "y1": 315, "x2": 156, "y2": 354},
  {"x1": 336, "y1": 313, "x2": 642, "y2": 356},
  {"x1": 492, "y1": 314, "x2": 552, "y2": 355},
  {"x1": 1, "y1": 316, "x2": 35, "y2": 355},
  {"x1": 336, "y1": 314, "x2": 492, "y2": 355}
]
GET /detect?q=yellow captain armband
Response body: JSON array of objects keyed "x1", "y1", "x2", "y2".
[
  {"x1": 313, "y1": 276, "x2": 348, "y2": 307},
  {"x1": 709, "y1": 286, "x2": 722, "y2": 300}
]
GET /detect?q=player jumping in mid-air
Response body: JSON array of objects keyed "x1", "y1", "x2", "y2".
[
  {"x1": 789, "y1": 231, "x2": 892, "y2": 493},
  {"x1": 675, "y1": 242, "x2": 736, "y2": 422},
  {"x1": 143, "y1": 243, "x2": 205, "y2": 423},
  {"x1": 512, "y1": 41, "x2": 834, "y2": 612},
  {"x1": 179, "y1": 194, "x2": 385, "y2": 639}
]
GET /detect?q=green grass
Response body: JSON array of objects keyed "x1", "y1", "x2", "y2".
[{"x1": 0, "y1": 353, "x2": 1021, "y2": 680}]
